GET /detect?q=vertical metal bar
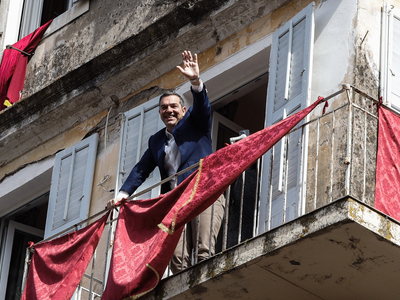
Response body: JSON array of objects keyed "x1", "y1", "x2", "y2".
[
  {"x1": 77, "y1": 283, "x2": 82, "y2": 299},
  {"x1": 267, "y1": 147, "x2": 275, "y2": 231},
  {"x1": 115, "y1": 114, "x2": 126, "y2": 193},
  {"x1": 282, "y1": 133, "x2": 290, "y2": 223},
  {"x1": 89, "y1": 249, "x2": 96, "y2": 298},
  {"x1": 297, "y1": 125, "x2": 305, "y2": 217},
  {"x1": 253, "y1": 158, "x2": 261, "y2": 237},
  {"x1": 237, "y1": 172, "x2": 245, "y2": 244},
  {"x1": 103, "y1": 214, "x2": 115, "y2": 292},
  {"x1": 193, "y1": 216, "x2": 200, "y2": 265},
  {"x1": 208, "y1": 204, "x2": 214, "y2": 256},
  {"x1": 180, "y1": 224, "x2": 187, "y2": 270},
  {"x1": 64, "y1": 148, "x2": 76, "y2": 220},
  {"x1": 222, "y1": 186, "x2": 231, "y2": 251},
  {"x1": 313, "y1": 118, "x2": 320, "y2": 209},
  {"x1": 21, "y1": 247, "x2": 31, "y2": 294},
  {"x1": 345, "y1": 87, "x2": 353, "y2": 195},
  {"x1": 329, "y1": 110, "x2": 336, "y2": 203},
  {"x1": 363, "y1": 110, "x2": 367, "y2": 202}
]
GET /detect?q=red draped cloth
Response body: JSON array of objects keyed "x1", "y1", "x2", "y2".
[
  {"x1": 21, "y1": 212, "x2": 110, "y2": 300},
  {"x1": 375, "y1": 105, "x2": 400, "y2": 220},
  {"x1": 102, "y1": 97, "x2": 324, "y2": 299},
  {"x1": 0, "y1": 20, "x2": 52, "y2": 111}
]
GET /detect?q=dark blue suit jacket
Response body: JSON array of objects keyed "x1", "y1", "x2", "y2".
[{"x1": 120, "y1": 86, "x2": 212, "y2": 195}]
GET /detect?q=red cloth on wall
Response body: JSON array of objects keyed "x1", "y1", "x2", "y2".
[
  {"x1": 0, "y1": 20, "x2": 52, "y2": 111},
  {"x1": 375, "y1": 105, "x2": 400, "y2": 220},
  {"x1": 102, "y1": 97, "x2": 324, "y2": 299},
  {"x1": 21, "y1": 211, "x2": 110, "y2": 300}
]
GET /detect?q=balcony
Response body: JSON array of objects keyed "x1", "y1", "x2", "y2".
[{"x1": 23, "y1": 85, "x2": 400, "y2": 299}]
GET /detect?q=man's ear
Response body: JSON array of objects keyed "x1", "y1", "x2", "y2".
[{"x1": 182, "y1": 106, "x2": 187, "y2": 115}]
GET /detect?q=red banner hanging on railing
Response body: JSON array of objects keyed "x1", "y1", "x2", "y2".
[
  {"x1": 375, "y1": 105, "x2": 400, "y2": 221},
  {"x1": 21, "y1": 212, "x2": 110, "y2": 300}
]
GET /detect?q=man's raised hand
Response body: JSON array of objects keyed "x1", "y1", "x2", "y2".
[{"x1": 176, "y1": 50, "x2": 200, "y2": 80}]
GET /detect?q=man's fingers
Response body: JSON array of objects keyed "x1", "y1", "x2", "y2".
[{"x1": 106, "y1": 198, "x2": 117, "y2": 210}]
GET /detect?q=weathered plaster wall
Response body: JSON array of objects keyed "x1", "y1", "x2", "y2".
[
  {"x1": 349, "y1": 0, "x2": 382, "y2": 206},
  {"x1": 311, "y1": 0, "x2": 358, "y2": 108},
  {"x1": 306, "y1": 0, "x2": 383, "y2": 211}
]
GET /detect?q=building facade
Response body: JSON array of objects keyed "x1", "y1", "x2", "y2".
[{"x1": 0, "y1": 0, "x2": 399, "y2": 299}]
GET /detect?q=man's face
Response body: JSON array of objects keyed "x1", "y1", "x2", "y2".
[{"x1": 159, "y1": 95, "x2": 187, "y2": 132}]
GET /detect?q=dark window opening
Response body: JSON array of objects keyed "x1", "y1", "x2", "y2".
[
  {"x1": 213, "y1": 74, "x2": 268, "y2": 251},
  {"x1": 1, "y1": 193, "x2": 48, "y2": 299},
  {"x1": 41, "y1": 0, "x2": 71, "y2": 25}
]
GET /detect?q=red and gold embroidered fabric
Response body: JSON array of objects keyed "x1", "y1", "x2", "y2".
[
  {"x1": 375, "y1": 105, "x2": 400, "y2": 221},
  {"x1": 21, "y1": 212, "x2": 110, "y2": 300}
]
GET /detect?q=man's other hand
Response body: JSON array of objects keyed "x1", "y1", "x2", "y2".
[{"x1": 106, "y1": 191, "x2": 128, "y2": 210}]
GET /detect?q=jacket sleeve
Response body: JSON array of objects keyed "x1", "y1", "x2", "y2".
[
  {"x1": 119, "y1": 144, "x2": 157, "y2": 196},
  {"x1": 190, "y1": 86, "x2": 212, "y2": 135}
]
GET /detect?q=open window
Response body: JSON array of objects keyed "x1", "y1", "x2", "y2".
[{"x1": 211, "y1": 75, "x2": 268, "y2": 248}]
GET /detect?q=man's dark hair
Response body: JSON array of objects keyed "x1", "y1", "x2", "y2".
[{"x1": 159, "y1": 91, "x2": 185, "y2": 107}]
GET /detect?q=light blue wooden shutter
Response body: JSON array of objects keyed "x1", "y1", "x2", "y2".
[
  {"x1": 117, "y1": 97, "x2": 164, "y2": 199},
  {"x1": 381, "y1": 3, "x2": 400, "y2": 111},
  {"x1": 45, "y1": 134, "x2": 98, "y2": 239},
  {"x1": 259, "y1": 3, "x2": 314, "y2": 232}
]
